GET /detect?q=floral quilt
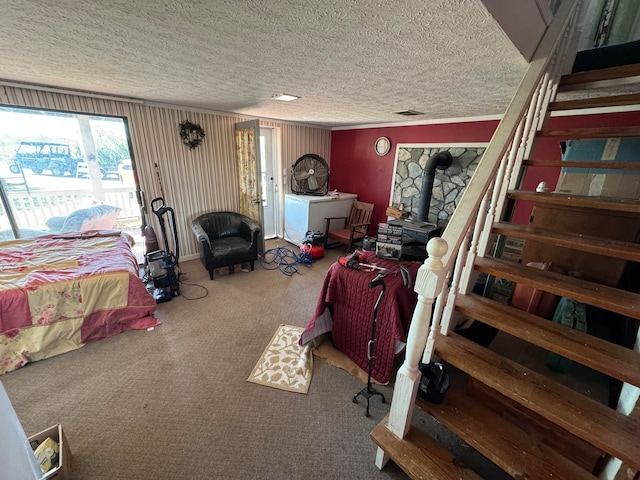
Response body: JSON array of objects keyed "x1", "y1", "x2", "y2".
[{"x1": 0, "y1": 232, "x2": 158, "y2": 374}]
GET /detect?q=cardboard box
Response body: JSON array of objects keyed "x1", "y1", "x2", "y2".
[
  {"x1": 556, "y1": 171, "x2": 640, "y2": 198},
  {"x1": 376, "y1": 242, "x2": 402, "y2": 259},
  {"x1": 29, "y1": 424, "x2": 71, "y2": 480},
  {"x1": 385, "y1": 206, "x2": 409, "y2": 219},
  {"x1": 555, "y1": 171, "x2": 595, "y2": 196},
  {"x1": 588, "y1": 172, "x2": 639, "y2": 198},
  {"x1": 555, "y1": 138, "x2": 640, "y2": 199}
]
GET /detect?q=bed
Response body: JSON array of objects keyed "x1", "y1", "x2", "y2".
[{"x1": 0, "y1": 231, "x2": 159, "y2": 375}]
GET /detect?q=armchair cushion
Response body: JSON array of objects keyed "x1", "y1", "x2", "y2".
[{"x1": 191, "y1": 211, "x2": 261, "y2": 280}]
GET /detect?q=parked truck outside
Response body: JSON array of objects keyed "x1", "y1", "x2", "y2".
[{"x1": 9, "y1": 141, "x2": 80, "y2": 177}]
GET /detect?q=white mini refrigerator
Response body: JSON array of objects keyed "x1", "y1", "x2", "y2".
[{"x1": 284, "y1": 192, "x2": 358, "y2": 245}]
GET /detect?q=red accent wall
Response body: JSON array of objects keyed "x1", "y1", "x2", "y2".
[{"x1": 330, "y1": 111, "x2": 640, "y2": 231}]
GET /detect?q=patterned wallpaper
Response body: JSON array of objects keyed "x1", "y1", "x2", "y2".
[{"x1": 0, "y1": 86, "x2": 331, "y2": 259}]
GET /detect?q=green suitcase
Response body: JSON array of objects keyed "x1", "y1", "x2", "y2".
[{"x1": 546, "y1": 297, "x2": 587, "y2": 373}]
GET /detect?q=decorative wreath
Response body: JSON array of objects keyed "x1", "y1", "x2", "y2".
[{"x1": 179, "y1": 120, "x2": 205, "y2": 149}]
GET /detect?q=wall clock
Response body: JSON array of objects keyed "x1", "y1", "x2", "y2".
[{"x1": 375, "y1": 136, "x2": 391, "y2": 156}]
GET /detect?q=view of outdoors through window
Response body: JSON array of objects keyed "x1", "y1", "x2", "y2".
[{"x1": 0, "y1": 107, "x2": 142, "y2": 257}]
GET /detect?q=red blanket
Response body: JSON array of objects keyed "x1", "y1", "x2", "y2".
[{"x1": 301, "y1": 258, "x2": 420, "y2": 384}]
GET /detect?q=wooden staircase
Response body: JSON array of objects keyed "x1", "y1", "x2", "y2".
[{"x1": 371, "y1": 3, "x2": 640, "y2": 478}]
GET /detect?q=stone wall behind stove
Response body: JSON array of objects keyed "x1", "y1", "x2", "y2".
[{"x1": 392, "y1": 145, "x2": 486, "y2": 227}]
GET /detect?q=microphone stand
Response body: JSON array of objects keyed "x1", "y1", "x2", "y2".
[{"x1": 352, "y1": 273, "x2": 387, "y2": 417}]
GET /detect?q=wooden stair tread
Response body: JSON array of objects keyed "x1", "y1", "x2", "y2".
[
  {"x1": 558, "y1": 63, "x2": 640, "y2": 91},
  {"x1": 522, "y1": 159, "x2": 640, "y2": 170},
  {"x1": 507, "y1": 190, "x2": 640, "y2": 213},
  {"x1": 434, "y1": 332, "x2": 640, "y2": 470},
  {"x1": 455, "y1": 293, "x2": 640, "y2": 387},
  {"x1": 550, "y1": 92, "x2": 640, "y2": 110},
  {"x1": 370, "y1": 415, "x2": 482, "y2": 480},
  {"x1": 416, "y1": 389, "x2": 597, "y2": 480},
  {"x1": 473, "y1": 256, "x2": 640, "y2": 320},
  {"x1": 537, "y1": 126, "x2": 640, "y2": 139},
  {"x1": 492, "y1": 221, "x2": 640, "y2": 262},
  {"x1": 465, "y1": 378, "x2": 604, "y2": 473}
]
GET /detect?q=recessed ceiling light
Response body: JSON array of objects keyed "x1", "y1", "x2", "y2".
[{"x1": 272, "y1": 93, "x2": 300, "y2": 101}]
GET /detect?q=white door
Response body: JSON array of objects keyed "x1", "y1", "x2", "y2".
[{"x1": 260, "y1": 127, "x2": 277, "y2": 239}]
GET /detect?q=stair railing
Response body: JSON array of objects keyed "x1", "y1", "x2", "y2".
[{"x1": 376, "y1": 0, "x2": 584, "y2": 467}]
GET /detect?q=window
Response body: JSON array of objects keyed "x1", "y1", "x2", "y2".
[{"x1": 0, "y1": 106, "x2": 142, "y2": 254}]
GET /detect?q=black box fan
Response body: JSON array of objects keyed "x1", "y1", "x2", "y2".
[{"x1": 290, "y1": 153, "x2": 330, "y2": 196}]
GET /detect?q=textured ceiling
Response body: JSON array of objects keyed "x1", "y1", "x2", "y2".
[{"x1": 0, "y1": 0, "x2": 529, "y2": 128}]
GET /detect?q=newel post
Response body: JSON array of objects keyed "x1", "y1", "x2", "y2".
[{"x1": 378, "y1": 238, "x2": 448, "y2": 461}]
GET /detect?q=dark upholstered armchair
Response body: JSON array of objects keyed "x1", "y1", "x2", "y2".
[{"x1": 191, "y1": 212, "x2": 261, "y2": 280}]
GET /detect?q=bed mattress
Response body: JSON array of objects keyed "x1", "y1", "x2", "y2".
[{"x1": 0, "y1": 232, "x2": 158, "y2": 375}]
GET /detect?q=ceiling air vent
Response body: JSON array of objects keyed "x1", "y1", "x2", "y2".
[{"x1": 395, "y1": 110, "x2": 424, "y2": 116}]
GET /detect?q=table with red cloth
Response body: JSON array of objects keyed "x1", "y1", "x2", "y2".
[{"x1": 300, "y1": 257, "x2": 421, "y2": 384}]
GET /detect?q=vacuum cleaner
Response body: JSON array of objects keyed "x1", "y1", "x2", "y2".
[{"x1": 146, "y1": 197, "x2": 180, "y2": 303}]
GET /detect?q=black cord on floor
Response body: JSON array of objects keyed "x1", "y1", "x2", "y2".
[
  {"x1": 176, "y1": 269, "x2": 209, "y2": 300},
  {"x1": 260, "y1": 245, "x2": 312, "y2": 276},
  {"x1": 142, "y1": 266, "x2": 209, "y2": 301},
  {"x1": 178, "y1": 280, "x2": 209, "y2": 300}
]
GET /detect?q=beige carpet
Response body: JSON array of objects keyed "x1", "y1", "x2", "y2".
[
  {"x1": 1, "y1": 239, "x2": 510, "y2": 479},
  {"x1": 247, "y1": 324, "x2": 313, "y2": 394}
]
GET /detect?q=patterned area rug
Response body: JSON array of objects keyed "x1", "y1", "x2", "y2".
[{"x1": 247, "y1": 324, "x2": 313, "y2": 394}]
